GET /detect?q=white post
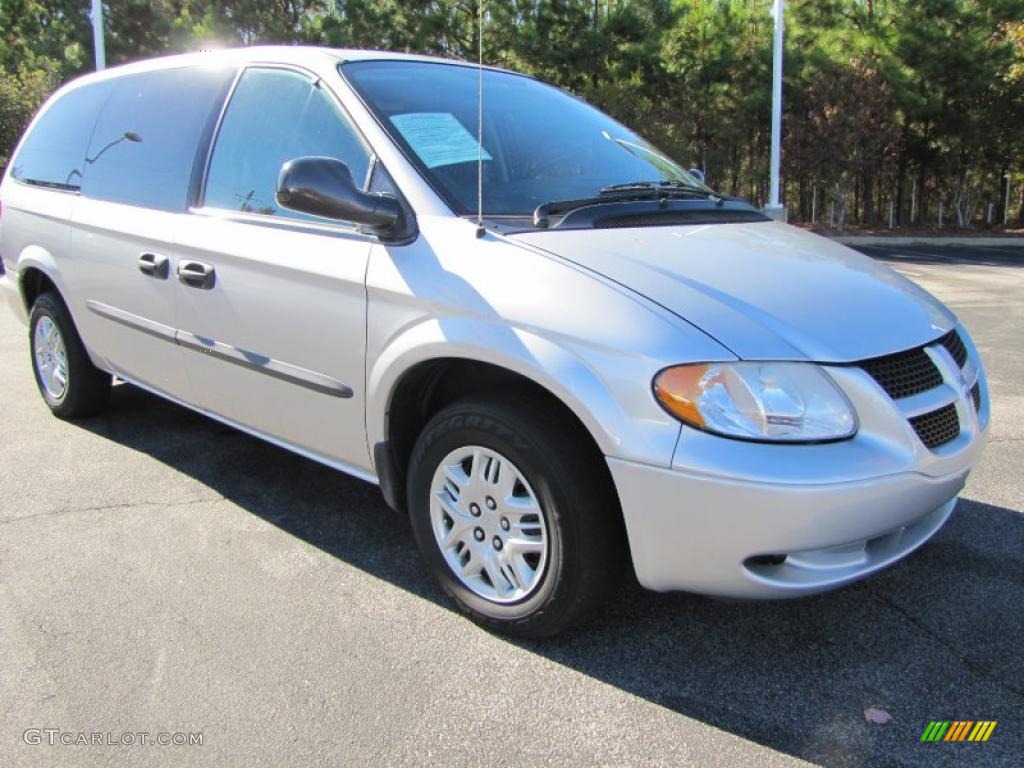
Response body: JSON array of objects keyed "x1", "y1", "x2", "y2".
[
  {"x1": 91, "y1": 0, "x2": 106, "y2": 71},
  {"x1": 889, "y1": 200, "x2": 895, "y2": 229},
  {"x1": 1006, "y1": 173, "x2": 1013, "y2": 226},
  {"x1": 764, "y1": 0, "x2": 786, "y2": 222},
  {"x1": 910, "y1": 178, "x2": 917, "y2": 224},
  {"x1": 938, "y1": 201, "x2": 944, "y2": 229},
  {"x1": 829, "y1": 199, "x2": 835, "y2": 228},
  {"x1": 987, "y1": 202, "x2": 994, "y2": 225}
]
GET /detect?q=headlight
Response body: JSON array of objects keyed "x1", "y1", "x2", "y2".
[{"x1": 653, "y1": 362, "x2": 857, "y2": 442}]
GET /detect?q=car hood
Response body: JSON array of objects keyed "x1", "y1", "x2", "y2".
[{"x1": 510, "y1": 221, "x2": 956, "y2": 362}]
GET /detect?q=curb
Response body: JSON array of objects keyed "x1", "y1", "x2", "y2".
[{"x1": 829, "y1": 236, "x2": 1024, "y2": 247}]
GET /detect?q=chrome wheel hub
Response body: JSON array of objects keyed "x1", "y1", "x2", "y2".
[
  {"x1": 429, "y1": 446, "x2": 549, "y2": 603},
  {"x1": 34, "y1": 316, "x2": 68, "y2": 401}
]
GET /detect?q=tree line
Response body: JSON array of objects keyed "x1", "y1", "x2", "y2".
[{"x1": 2, "y1": 1, "x2": 1022, "y2": 228}]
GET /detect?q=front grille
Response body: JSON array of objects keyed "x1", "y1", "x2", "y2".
[
  {"x1": 938, "y1": 329, "x2": 968, "y2": 368},
  {"x1": 860, "y1": 347, "x2": 942, "y2": 399},
  {"x1": 859, "y1": 329, "x2": 970, "y2": 401},
  {"x1": 859, "y1": 330, "x2": 975, "y2": 451},
  {"x1": 909, "y1": 403, "x2": 960, "y2": 449}
]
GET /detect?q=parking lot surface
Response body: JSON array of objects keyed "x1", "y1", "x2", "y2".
[{"x1": 1, "y1": 243, "x2": 1022, "y2": 767}]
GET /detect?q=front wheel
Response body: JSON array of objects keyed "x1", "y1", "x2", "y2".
[
  {"x1": 407, "y1": 395, "x2": 622, "y2": 638},
  {"x1": 29, "y1": 292, "x2": 111, "y2": 418}
]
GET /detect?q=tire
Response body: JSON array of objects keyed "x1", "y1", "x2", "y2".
[
  {"x1": 407, "y1": 393, "x2": 623, "y2": 638},
  {"x1": 29, "y1": 291, "x2": 111, "y2": 418}
]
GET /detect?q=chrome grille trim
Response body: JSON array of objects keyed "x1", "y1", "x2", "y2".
[{"x1": 892, "y1": 383, "x2": 959, "y2": 420}]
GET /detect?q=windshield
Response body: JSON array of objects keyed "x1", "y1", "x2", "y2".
[{"x1": 340, "y1": 60, "x2": 706, "y2": 216}]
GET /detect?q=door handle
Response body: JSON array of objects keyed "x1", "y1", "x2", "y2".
[
  {"x1": 177, "y1": 261, "x2": 216, "y2": 290},
  {"x1": 138, "y1": 252, "x2": 169, "y2": 279}
]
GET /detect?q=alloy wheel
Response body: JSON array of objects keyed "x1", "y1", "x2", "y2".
[{"x1": 33, "y1": 316, "x2": 69, "y2": 401}]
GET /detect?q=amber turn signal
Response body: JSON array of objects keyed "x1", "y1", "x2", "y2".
[{"x1": 653, "y1": 364, "x2": 710, "y2": 428}]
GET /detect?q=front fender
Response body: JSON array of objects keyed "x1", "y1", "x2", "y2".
[
  {"x1": 365, "y1": 313, "x2": 682, "y2": 469},
  {"x1": 364, "y1": 220, "x2": 737, "y2": 472}
]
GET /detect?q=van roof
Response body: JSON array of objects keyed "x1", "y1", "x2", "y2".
[{"x1": 65, "y1": 46, "x2": 509, "y2": 88}]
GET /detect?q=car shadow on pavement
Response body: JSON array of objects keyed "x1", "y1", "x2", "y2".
[{"x1": 80, "y1": 383, "x2": 1024, "y2": 768}]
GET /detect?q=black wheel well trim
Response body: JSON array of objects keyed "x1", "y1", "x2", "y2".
[{"x1": 19, "y1": 266, "x2": 59, "y2": 312}]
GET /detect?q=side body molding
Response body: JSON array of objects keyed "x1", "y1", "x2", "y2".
[{"x1": 85, "y1": 300, "x2": 353, "y2": 398}]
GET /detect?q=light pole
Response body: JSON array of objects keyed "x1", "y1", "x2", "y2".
[
  {"x1": 765, "y1": 0, "x2": 786, "y2": 221},
  {"x1": 91, "y1": 0, "x2": 106, "y2": 71},
  {"x1": 1006, "y1": 172, "x2": 1013, "y2": 226}
]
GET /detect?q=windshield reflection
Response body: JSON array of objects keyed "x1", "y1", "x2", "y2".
[{"x1": 342, "y1": 60, "x2": 704, "y2": 216}]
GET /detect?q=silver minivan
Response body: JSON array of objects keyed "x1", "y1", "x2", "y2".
[{"x1": 0, "y1": 47, "x2": 988, "y2": 636}]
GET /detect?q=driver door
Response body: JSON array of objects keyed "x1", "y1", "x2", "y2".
[{"x1": 174, "y1": 66, "x2": 376, "y2": 474}]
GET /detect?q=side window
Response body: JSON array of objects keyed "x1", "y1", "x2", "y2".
[
  {"x1": 10, "y1": 80, "x2": 114, "y2": 190},
  {"x1": 203, "y1": 68, "x2": 372, "y2": 220},
  {"x1": 81, "y1": 67, "x2": 233, "y2": 211}
]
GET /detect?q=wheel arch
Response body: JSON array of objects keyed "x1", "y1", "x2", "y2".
[
  {"x1": 16, "y1": 248, "x2": 66, "y2": 313},
  {"x1": 369, "y1": 339, "x2": 627, "y2": 516},
  {"x1": 17, "y1": 251, "x2": 108, "y2": 373},
  {"x1": 20, "y1": 265, "x2": 60, "y2": 313}
]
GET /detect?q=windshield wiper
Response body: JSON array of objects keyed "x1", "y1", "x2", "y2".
[
  {"x1": 533, "y1": 190, "x2": 648, "y2": 228},
  {"x1": 533, "y1": 181, "x2": 723, "y2": 228},
  {"x1": 601, "y1": 180, "x2": 724, "y2": 205}
]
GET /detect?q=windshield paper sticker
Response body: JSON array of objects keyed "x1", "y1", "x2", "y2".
[{"x1": 389, "y1": 112, "x2": 492, "y2": 169}]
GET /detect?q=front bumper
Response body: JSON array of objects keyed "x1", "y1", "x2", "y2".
[
  {"x1": 611, "y1": 329, "x2": 989, "y2": 598},
  {"x1": 610, "y1": 458, "x2": 966, "y2": 597}
]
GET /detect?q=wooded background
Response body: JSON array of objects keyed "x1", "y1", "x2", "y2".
[{"x1": 1, "y1": 1, "x2": 1022, "y2": 228}]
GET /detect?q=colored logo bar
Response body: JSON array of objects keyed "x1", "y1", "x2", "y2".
[{"x1": 920, "y1": 721, "x2": 997, "y2": 742}]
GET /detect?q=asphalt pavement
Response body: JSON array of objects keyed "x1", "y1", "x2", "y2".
[{"x1": 1, "y1": 243, "x2": 1022, "y2": 767}]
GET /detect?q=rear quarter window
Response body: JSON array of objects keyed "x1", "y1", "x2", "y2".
[
  {"x1": 81, "y1": 66, "x2": 233, "y2": 211},
  {"x1": 9, "y1": 80, "x2": 114, "y2": 190}
]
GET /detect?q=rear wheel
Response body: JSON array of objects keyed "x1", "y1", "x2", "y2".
[
  {"x1": 407, "y1": 394, "x2": 622, "y2": 637},
  {"x1": 29, "y1": 292, "x2": 110, "y2": 418}
]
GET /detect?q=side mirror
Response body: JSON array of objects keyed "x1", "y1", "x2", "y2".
[
  {"x1": 276, "y1": 156, "x2": 404, "y2": 236},
  {"x1": 688, "y1": 168, "x2": 706, "y2": 185}
]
